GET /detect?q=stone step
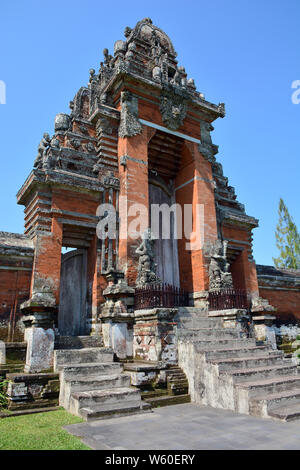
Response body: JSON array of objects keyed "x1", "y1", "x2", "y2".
[
  {"x1": 222, "y1": 363, "x2": 298, "y2": 384},
  {"x1": 191, "y1": 338, "x2": 256, "y2": 350},
  {"x1": 144, "y1": 394, "x2": 191, "y2": 408},
  {"x1": 234, "y1": 374, "x2": 300, "y2": 414},
  {"x1": 60, "y1": 374, "x2": 131, "y2": 409},
  {"x1": 178, "y1": 328, "x2": 240, "y2": 340},
  {"x1": 249, "y1": 389, "x2": 300, "y2": 418},
  {"x1": 54, "y1": 348, "x2": 114, "y2": 371},
  {"x1": 54, "y1": 335, "x2": 103, "y2": 350},
  {"x1": 210, "y1": 353, "x2": 284, "y2": 372},
  {"x1": 79, "y1": 401, "x2": 151, "y2": 421},
  {"x1": 61, "y1": 362, "x2": 123, "y2": 380},
  {"x1": 204, "y1": 345, "x2": 272, "y2": 360},
  {"x1": 235, "y1": 374, "x2": 300, "y2": 398},
  {"x1": 176, "y1": 318, "x2": 223, "y2": 328},
  {"x1": 268, "y1": 402, "x2": 300, "y2": 421},
  {"x1": 177, "y1": 307, "x2": 208, "y2": 317},
  {"x1": 69, "y1": 387, "x2": 141, "y2": 415}
]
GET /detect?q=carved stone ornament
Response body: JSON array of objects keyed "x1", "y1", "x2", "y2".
[
  {"x1": 208, "y1": 240, "x2": 233, "y2": 291},
  {"x1": 159, "y1": 89, "x2": 187, "y2": 130},
  {"x1": 119, "y1": 91, "x2": 143, "y2": 138},
  {"x1": 135, "y1": 229, "x2": 159, "y2": 287},
  {"x1": 198, "y1": 121, "x2": 218, "y2": 163}
]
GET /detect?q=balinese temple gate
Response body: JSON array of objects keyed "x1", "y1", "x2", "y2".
[{"x1": 2, "y1": 19, "x2": 300, "y2": 421}]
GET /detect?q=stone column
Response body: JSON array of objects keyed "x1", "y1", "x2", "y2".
[
  {"x1": 100, "y1": 270, "x2": 135, "y2": 359},
  {"x1": 21, "y1": 289, "x2": 56, "y2": 373}
]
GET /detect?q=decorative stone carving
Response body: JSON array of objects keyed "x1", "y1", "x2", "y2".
[
  {"x1": 208, "y1": 240, "x2": 233, "y2": 290},
  {"x1": 54, "y1": 113, "x2": 71, "y2": 133},
  {"x1": 198, "y1": 121, "x2": 219, "y2": 163},
  {"x1": 135, "y1": 229, "x2": 159, "y2": 286},
  {"x1": 34, "y1": 133, "x2": 51, "y2": 169},
  {"x1": 118, "y1": 91, "x2": 143, "y2": 138},
  {"x1": 159, "y1": 88, "x2": 188, "y2": 130}
]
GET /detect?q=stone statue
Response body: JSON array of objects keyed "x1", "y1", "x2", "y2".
[
  {"x1": 208, "y1": 240, "x2": 233, "y2": 290},
  {"x1": 103, "y1": 48, "x2": 114, "y2": 68},
  {"x1": 33, "y1": 133, "x2": 51, "y2": 169},
  {"x1": 135, "y1": 229, "x2": 159, "y2": 286}
]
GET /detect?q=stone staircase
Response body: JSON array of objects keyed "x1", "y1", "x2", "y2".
[
  {"x1": 54, "y1": 338, "x2": 150, "y2": 420},
  {"x1": 176, "y1": 307, "x2": 300, "y2": 422}
]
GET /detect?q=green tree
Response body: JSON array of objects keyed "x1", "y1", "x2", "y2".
[{"x1": 273, "y1": 198, "x2": 300, "y2": 269}]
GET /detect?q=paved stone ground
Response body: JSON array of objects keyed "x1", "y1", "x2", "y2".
[{"x1": 64, "y1": 403, "x2": 300, "y2": 450}]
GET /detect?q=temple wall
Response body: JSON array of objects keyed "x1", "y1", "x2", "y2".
[{"x1": 0, "y1": 233, "x2": 33, "y2": 342}]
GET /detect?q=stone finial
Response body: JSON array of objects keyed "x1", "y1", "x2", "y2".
[{"x1": 54, "y1": 113, "x2": 71, "y2": 133}]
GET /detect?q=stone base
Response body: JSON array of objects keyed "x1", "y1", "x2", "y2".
[
  {"x1": 102, "y1": 320, "x2": 133, "y2": 360},
  {"x1": 133, "y1": 308, "x2": 177, "y2": 364},
  {"x1": 6, "y1": 372, "x2": 59, "y2": 411},
  {"x1": 24, "y1": 327, "x2": 55, "y2": 373},
  {"x1": 190, "y1": 291, "x2": 209, "y2": 309},
  {"x1": 252, "y1": 315, "x2": 277, "y2": 349}
]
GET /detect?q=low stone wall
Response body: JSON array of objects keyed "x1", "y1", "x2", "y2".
[{"x1": 6, "y1": 372, "x2": 60, "y2": 411}]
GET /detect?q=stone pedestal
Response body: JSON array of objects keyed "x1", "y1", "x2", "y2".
[
  {"x1": 133, "y1": 308, "x2": 177, "y2": 364},
  {"x1": 252, "y1": 315, "x2": 277, "y2": 349},
  {"x1": 0, "y1": 340, "x2": 5, "y2": 364},
  {"x1": 21, "y1": 290, "x2": 56, "y2": 373},
  {"x1": 100, "y1": 270, "x2": 135, "y2": 359},
  {"x1": 209, "y1": 308, "x2": 249, "y2": 331},
  {"x1": 191, "y1": 291, "x2": 209, "y2": 309}
]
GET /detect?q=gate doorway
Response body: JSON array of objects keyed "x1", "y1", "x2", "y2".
[{"x1": 58, "y1": 248, "x2": 88, "y2": 336}]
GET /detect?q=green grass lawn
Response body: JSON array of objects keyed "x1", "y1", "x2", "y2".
[{"x1": 0, "y1": 409, "x2": 91, "y2": 450}]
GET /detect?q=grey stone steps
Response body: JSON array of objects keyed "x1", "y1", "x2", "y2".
[
  {"x1": 55, "y1": 335, "x2": 103, "y2": 350},
  {"x1": 222, "y1": 363, "x2": 298, "y2": 383},
  {"x1": 79, "y1": 401, "x2": 151, "y2": 421},
  {"x1": 235, "y1": 374, "x2": 300, "y2": 398},
  {"x1": 71, "y1": 387, "x2": 141, "y2": 409},
  {"x1": 64, "y1": 374, "x2": 131, "y2": 392},
  {"x1": 176, "y1": 318, "x2": 223, "y2": 328},
  {"x1": 177, "y1": 307, "x2": 208, "y2": 317},
  {"x1": 249, "y1": 389, "x2": 300, "y2": 418},
  {"x1": 268, "y1": 402, "x2": 300, "y2": 421},
  {"x1": 54, "y1": 347, "x2": 114, "y2": 371},
  {"x1": 143, "y1": 394, "x2": 191, "y2": 408},
  {"x1": 178, "y1": 328, "x2": 240, "y2": 340},
  {"x1": 210, "y1": 353, "x2": 284, "y2": 372},
  {"x1": 204, "y1": 345, "x2": 272, "y2": 360},
  {"x1": 192, "y1": 339, "x2": 256, "y2": 350},
  {"x1": 61, "y1": 362, "x2": 123, "y2": 380}
]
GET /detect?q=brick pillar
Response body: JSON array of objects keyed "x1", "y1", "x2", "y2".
[
  {"x1": 176, "y1": 141, "x2": 218, "y2": 297},
  {"x1": 21, "y1": 218, "x2": 63, "y2": 373},
  {"x1": 118, "y1": 126, "x2": 154, "y2": 285}
]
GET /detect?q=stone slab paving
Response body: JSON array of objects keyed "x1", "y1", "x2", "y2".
[{"x1": 64, "y1": 403, "x2": 300, "y2": 450}]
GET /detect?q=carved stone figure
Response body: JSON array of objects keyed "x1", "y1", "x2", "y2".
[
  {"x1": 34, "y1": 133, "x2": 51, "y2": 169},
  {"x1": 118, "y1": 91, "x2": 143, "y2": 138},
  {"x1": 159, "y1": 89, "x2": 188, "y2": 130},
  {"x1": 198, "y1": 121, "x2": 219, "y2": 163},
  {"x1": 135, "y1": 229, "x2": 159, "y2": 286},
  {"x1": 208, "y1": 240, "x2": 233, "y2": 290},
  {"x1": 103, "y1": 48, "x2": 114, "y2": 68}
]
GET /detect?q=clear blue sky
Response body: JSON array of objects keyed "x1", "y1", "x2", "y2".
[{"x1": 0, "y1": 0, "x2": 299, "y2": 266}]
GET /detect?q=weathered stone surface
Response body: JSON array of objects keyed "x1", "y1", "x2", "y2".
[
  {"x1": 0, "y1": 341, "x2": 5, "y2": 364},
  {"x1": 24, "y1": 327, "x2": 55, "y2": 373}
]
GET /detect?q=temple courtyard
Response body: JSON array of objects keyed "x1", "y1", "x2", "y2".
[{"x1": 64, "y1": 403, "x2": 300, "y2": 450}]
